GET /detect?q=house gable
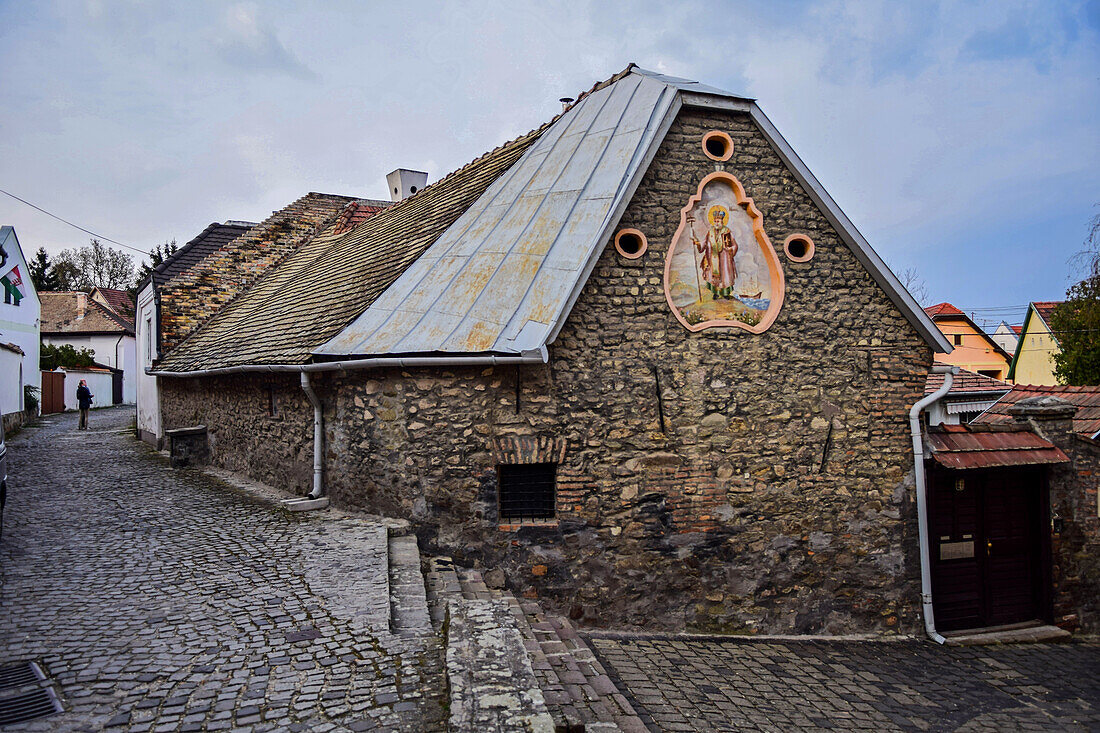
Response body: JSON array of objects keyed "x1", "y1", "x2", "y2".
[{"x1": 1008, "y1": 301, "x2": 1063, "y2": 385}]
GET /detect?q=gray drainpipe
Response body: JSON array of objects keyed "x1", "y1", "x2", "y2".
[
  {"x1": 148, "y1": 347, "x2": 549, "y2": 500},
  {"x1": 909, "y1": 363, "x2": 957, "y2": 645}
]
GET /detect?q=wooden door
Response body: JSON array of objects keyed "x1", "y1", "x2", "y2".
[
  {"x1": 40, "y1": 371, "x2": 65, "y2": 414},
  {"x1": 112, "y1": 371, "x2": 123, "y2": 405},
  {"x1": 982, "y1": 472, "x2": 1041, "y2": 626},
  {"x1": 930, "y1": 468, "x2": 1045, "y2": 632}
]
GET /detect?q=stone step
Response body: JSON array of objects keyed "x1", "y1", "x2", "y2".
[
  {"x1": 387, "y1": 533, "x2": 432, "y2": 636},
  {"x1": 454, "y1": 570, "x2": 646, "y2": 733},
  {"x1": 424, "y1": 556, "x2": 462, "y2": 631}
]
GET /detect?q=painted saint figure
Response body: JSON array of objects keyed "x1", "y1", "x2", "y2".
[{"x1": 692, "y1": 205, "x2": 738, "y2": 299}]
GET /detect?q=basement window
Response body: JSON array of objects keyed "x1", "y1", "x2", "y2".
[{"x1": 498, "y1": 463, "x2": 557, "y2": 523}]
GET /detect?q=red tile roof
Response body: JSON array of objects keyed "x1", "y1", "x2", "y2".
[
  {"x1": 1011, "y1": 325, "x2": 1023, "y2": 335},
  {"x1": 331, "y1": 200, "x2": 391, "y2": 235},
  {"x1": 924, "y1": 302, "x2": 964, "y2": 318},
  {"x1": 927, "y1": 424, "x2": 1069, "y2": 470},
  {"x1": 973, "y1": 384, "x2": 1100, "y2": 438},
  {"x1": 925, "y1": 368, "x2": 1012, "y2": 396},
  {"x1": 90, "y1": 287, "x2": 135, "y2": 322},
  {"x1": 1031, "y1": 301, "x2": 1062, "y2": 326}
]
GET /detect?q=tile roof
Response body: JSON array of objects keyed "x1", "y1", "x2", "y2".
[
  {"x1": 156, "y1": 127, "x2": 545, "y2": 371},
  {"x1": 973, "y1": 384, "x2": 1100, "y2": 438},
  {"x1": 155, "y1": 65, "x2": 953, "y2": 372},
  {"x1": 151, "y1": 221, "x2": 256, "y2": 288},
  {"x1": 925, "y1": 368, "x2": 1011, "y2": 396},
  {"x1": 0, "y1": 341, "x2": 24, "y2": 356},
  {"x1": 924, "y1": 302, "x2": 964, "y2": 318},
  {"x1": 40, "y1": 292, "x2": 134, "y2": 334},
  {"x1": 331, "y1": 200, "x2": 392, "y2": 235},
  {"x1": 1032, "y1": 301, "x2": 1062, "y2": 326},
  {"x1": 90, "y1": 287, "x2": 135, "y2": 324},
  {"x1": 927, "y1": 424, "x2": 1069, "y2": 470}
]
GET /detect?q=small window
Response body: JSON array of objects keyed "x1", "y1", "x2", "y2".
[
  {"x1": 498, "y1": 463, "x2": 556, "y2": 522},
  {"x1": 783, "y1": 234, "x2": 815, "y2": 262},
  {"x1": 701, "y1": 130, "x2": 734, "y2": 162},
  {"x1": 614, "y1": 228, "x2": 648, "y2": 259},
  {"x1": 267, "y1": 387, "x2": 279, "y2": 417},
  {"x1": 953, "y1": 334, "x2": 963, "y2": 346}
]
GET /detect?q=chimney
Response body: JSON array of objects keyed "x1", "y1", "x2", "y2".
[
  {"x1": 386, "y1": 169, "x2": 429, "y2": 202},
  {"x1": 76, "y1": 292, "x2": 87, "y2": 320}
]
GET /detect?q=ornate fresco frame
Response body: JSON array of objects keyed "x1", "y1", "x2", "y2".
[{"x1": 663, "y1": 171, "x2": 786, "y2": 334}]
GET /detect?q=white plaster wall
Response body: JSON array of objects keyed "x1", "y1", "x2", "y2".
[
  {"x1": 41, "y1": 333, "x2": 136, "y2": 404},
  {"x1": 59, "y1": 368, "x2": 113, "y2": 410},
  {"x1": 0, "y1": 348, "x2": 24, "y2": 416},
  {"x1": 0, "y1": 227, "x2": 42, "y2": 412},
  {"x1": 135, "y1": 283, "x2": 160, "y2": 442}
]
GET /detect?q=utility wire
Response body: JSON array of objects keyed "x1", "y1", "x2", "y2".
[{"x1": 0, "y1": 188, "x2": 148, "y2": 256}]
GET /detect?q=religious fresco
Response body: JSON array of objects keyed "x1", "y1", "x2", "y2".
[{"x1": 663, "y1": 172, "x2": 785, "y2": 333}]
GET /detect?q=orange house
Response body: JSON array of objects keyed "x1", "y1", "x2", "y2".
[{"x1": 925, "y1": 302, "x2": 1013, "y2": 381}]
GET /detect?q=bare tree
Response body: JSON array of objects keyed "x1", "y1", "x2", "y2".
[
  {"x1": 52, "y1": 239, "x2": 134, "y2": 291},
  {"x1": 897, "y1": 266, "x2": 929, "y2": 306}
]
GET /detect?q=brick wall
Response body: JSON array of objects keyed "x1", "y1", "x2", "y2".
[{"x1": 162, "y1": 106, "x2": 934, "y2": 634}]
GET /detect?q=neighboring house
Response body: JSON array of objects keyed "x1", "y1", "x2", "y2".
[
  {"x1": 1008, "y1": 301, "x2": 1063, "y2": 386},
  {"x1": 40, "y1": 291, "x2": 136, "y2": 404},
  {"x1": 991, "y1": 320, "x2": 1020, "y2": 355},
  {"x1": 90, "y1": 287, "x2": 135, "y2": 322},
  {"x1": 135, "y1": 220, "x2": 256, "y2": 446},
  {"x1": 54, "y1": 364, "x2": 115, "y2": 411},
  {"x1": 924, "y1": 368, "x2": 1011, "y2": 426},
  {"x1": 152, "y1": 66, "x2": 977, "y2": 636},
  {"x1": 0, "y1": 226, "x2": 41, "y2": 433},
  {"x1": 925, "y1": 302, "x2": 1013, "y2": 381}
]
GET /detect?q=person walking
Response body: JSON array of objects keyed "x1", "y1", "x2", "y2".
[{"x1": 76, "y1": 379, "x2": 93, "y2": 430}]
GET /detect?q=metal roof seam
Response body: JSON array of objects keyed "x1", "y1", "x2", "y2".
[{"x1": 392, "y1": 75, "x2": 626, "y2": 354}]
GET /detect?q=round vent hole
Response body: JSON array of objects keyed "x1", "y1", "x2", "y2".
[{"x1": 614, "y1": 229, "x2": 648, "y2": 259}]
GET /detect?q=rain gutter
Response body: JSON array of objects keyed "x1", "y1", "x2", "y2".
[
  {"x1": 910, "y1": 363, "x2": 957, "y2": 645},
  {"x1": 147, "y1": 347, "x2": 549, "y2": 500}
]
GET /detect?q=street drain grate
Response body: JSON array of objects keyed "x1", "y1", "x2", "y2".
[
  {"x1": 0, "y1": 661, "x2": 43, "y2": 690},
  {"x1": 0, "y1": 687, "x2": 62, "y2": 725}
]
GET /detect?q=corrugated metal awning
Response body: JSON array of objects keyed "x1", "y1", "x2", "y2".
[
  {"x1": 946, "y1": 399, "x2": 1000, "y2": 415},
  {"x1": 927, "y1": 425, "x2": 1069, "y2": 470}
]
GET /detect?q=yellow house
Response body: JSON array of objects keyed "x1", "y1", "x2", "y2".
[
  {"x1": 925, "y1": 302, "x2": 1013, "y2": 381},
  {"x1": 1008, "y1": 301, "x2": 1063, "y2": 386}
]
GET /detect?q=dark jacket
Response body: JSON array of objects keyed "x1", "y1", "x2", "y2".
[{"x1": 76, "y1": 385, "x2": 93, "y2": 409}]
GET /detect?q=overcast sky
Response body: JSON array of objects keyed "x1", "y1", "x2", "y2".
[{"x1": 1, "y1": 0, "x2": 1097, "y2": 329}]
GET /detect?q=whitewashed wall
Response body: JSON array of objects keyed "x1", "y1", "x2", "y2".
[
  {"x1": 58, "y1": 367, "x2": 113, "y2": 411},
  {"x1": 0, "y1": 347, "x2": 24, "y2": 416},
  {"x1": 135, "y1": 282, "x2": 160, "y2": 444},
  {"x1": 0, "y1": 227, "x2": 41, "y2": 413},
  {"x1": 42, "y1": 333, "x2": 136, "y2": 404}
]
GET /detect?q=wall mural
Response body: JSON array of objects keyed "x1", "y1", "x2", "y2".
[{"x1": 663, "y1": 172, "x2": 785, "y2": 333}]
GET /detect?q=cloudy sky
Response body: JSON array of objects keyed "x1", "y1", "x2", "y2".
[{"x1": 1, "y1": 0, "x2": 1097, "y2": 329}]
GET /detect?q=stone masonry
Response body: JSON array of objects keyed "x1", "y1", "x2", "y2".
[{"x1": 161, "y1": 105, "x2": 934, "y2": 635}]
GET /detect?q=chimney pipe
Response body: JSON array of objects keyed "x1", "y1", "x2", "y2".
[
  {"x1": 385, "y1": 169, "x2": 429, "y2": 202},
  {"x1": 559, "y1": 97, "x2": 574, "y2": 111},
  {"x1": 76, "y1": 292, "x2": 87, "y2": 320}
]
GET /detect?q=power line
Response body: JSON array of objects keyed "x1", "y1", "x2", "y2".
[{"x1": 0, "y1": 188, "x2": 148, "y2": 256}]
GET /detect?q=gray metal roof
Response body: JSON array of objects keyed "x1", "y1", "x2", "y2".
[{"x1": 317, "y1": 67, "x2": 950, "y2": 359}]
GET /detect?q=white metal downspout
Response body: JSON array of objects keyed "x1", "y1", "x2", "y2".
[
  {"x1": 300, "y1": 372, "x2": 324, "y2": 499},
  {"x1": 910, "y1": 364, "x2": 957, "y2": 644}
]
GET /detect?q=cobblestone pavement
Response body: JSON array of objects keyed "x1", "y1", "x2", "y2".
[
  {"x1": 588, "y1": 633, "x2": 1100, "y2": 732},
  {"x1": 0, "y1": 408, "x2": 445, "y2": 732}
]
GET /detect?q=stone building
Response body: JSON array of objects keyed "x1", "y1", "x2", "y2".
[{"x1": 150, "y1": 66, "x2": 1016, "y2": 635}]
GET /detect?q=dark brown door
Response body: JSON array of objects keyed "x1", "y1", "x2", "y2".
[
  {"x1": 930, "y1": 468, "x2": 1044, "y2": 632},
  {"x1": 982, "y1": 472, "x2": 1040, "y2": 626},
  {"x1": 40, "y1": 371, "x2": 65, "y2": 414}
]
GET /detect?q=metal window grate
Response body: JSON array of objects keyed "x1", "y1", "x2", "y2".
[
  {"x1": 0, "y1": 687, "x2": 62, "y2": 726},
  {"x1": 499, "y1": 463, "x2": 556, "y2": 521},
  {"x1": 0, "y1": 662, "x2": 43, "y2": 691}
]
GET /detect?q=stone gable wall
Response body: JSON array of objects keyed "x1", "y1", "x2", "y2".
[
  {"x1": 159, "y1": 193, "x2": 353, "y2": 353},
  {"x1": 1048, "y1": 432, "x2": 1100, "y2": 632},
  {"x1": 161, "y1": 106, "x2": 934, "y2": 634}
]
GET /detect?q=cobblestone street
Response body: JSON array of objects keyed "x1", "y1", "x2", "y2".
[
  {"x1": 588, "y1": 633, "x2": 1100, "y2": 732},
  {"x1": 0, "y1": 408, "x2": 444, "y2": 732}
]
